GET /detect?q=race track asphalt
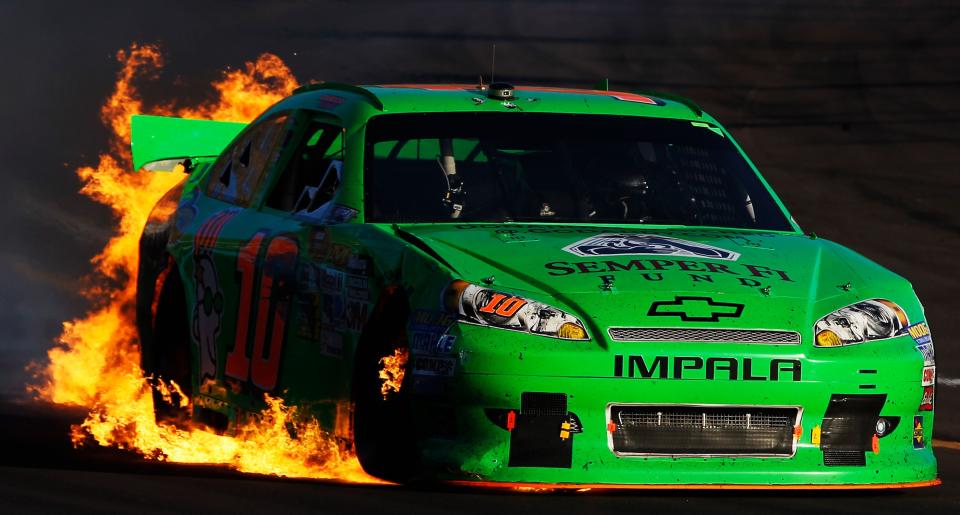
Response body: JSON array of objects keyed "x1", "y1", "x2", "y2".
[
  {"x1": 1, "y1": 1, "x2": 958, "y2": 512},
  {"x1": 0, "y1": 401, "x2": 957, "y2": 515}
]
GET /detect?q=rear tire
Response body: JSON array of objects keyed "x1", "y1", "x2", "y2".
[{"x1": 143, "y1": 265, "x2": 193, "y2": 426}]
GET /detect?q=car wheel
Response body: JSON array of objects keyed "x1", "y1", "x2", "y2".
[
  {"x1": 352, "y1": 290, "x2": 420, "y2": 483},
  {"x1": 145, "y1": 266, "x2": 193, "y2": 426}
]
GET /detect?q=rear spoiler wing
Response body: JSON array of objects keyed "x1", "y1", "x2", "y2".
[{"x1": 130, "y1": 115, "x2": 247, "y2": 171}]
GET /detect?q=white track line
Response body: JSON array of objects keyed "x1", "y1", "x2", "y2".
[
  {"x1": 933, "y1": 439, "x2": 960, "y2": 450},
  {"x1": 938, "y1": 377, "x2": 960, "y2": 387}
]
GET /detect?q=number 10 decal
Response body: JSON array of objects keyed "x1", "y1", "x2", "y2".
[{"x1": 225, "y1": 231, "x2": 299, "y2": 391}]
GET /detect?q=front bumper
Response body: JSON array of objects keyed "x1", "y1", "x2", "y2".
[{"x1": 407, "y1": 332, "x2": 937, "y2": 486}]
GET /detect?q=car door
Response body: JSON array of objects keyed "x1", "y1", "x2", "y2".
[
  {"x1": 253, "y1": 115, "x2": 350, "y2": 417},
  {"x1": 186, "y1": 112, "x2": 299, "y2": 412}
]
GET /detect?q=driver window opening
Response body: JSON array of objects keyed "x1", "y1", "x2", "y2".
[
  {"x1": 207, "y1": 114, "x2": 291, "y2": 206},
  {"x1": 267, "y1": 121, "x2": 343, "y2": 214}
]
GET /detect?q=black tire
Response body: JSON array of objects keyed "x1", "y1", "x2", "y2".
[
  {"x1": 135, "y1": 181, "x2": 194, "y2": 426},
  {"x1": 142, "y1": 264, "x2": 193, "y2": 426},
  {"x1": 352, "y1": 289, "x2": 420, "y2": 483}
]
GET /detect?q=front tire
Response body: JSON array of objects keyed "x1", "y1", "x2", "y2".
[{"x1": 352, "y1": 289, "x2": 420, "y2": 482}]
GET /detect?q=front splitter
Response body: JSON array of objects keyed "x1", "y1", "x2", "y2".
[{"x1": 446, "y1": 478, "x2": 942, "y2": 491}]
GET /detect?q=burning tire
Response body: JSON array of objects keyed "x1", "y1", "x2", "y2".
[
  {"x1": 145, "y1": 268, "x2": 193, "y2": 425},
  {"x1": 351, "y1": 290, "x2": 419, "y2": 483}
]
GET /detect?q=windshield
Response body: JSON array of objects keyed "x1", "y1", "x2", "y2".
[{"x1": 364, "y1": 113, "x2": 793, "y2": 231}]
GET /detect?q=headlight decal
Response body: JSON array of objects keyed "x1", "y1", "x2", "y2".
[
  {"x1": 813, "y1": 299, "x2": 908, "y2": 347},
  {"x1": 444, "y1": 280, "x2": 589, "y2": 340}
]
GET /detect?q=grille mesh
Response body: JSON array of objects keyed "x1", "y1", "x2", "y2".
[
  {"x1": 608, "y1": 327, "x2": 800, "y2": 344},
  {"x1": 823, "y1": 450, "x2": 866, "y2": 466},
  {"x1": 610, "y1": 405, "x2": 799, "y2": 456},
  {"x1": 618, "y1": 410, "x2": 793, "y2": 429}
]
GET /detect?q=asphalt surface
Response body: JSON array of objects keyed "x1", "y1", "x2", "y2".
[
  {"x1": 2, "y1": 0, "x2": 959, "y2": 512},
  {"x1": 0, "y1": 401, "x2": 956, "y2": 515}
]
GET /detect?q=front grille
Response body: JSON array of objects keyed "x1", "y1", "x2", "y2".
[
  {"x1": 608, "y1": 327, "x2": 801, "y2": 344},
  {"x1": 520, "y1": 392, "x2": 567, "y2": 416},
  {"x1": 609, "y1": 405, "x2": 800, "y2": 456}
]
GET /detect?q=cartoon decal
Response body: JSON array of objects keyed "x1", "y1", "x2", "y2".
[
  {"x1": 192, "y1": 253, "x2": 224, "y2": 380},
  {"x1": 191, "y1": 209, "x2": 239, "y2": 380},
  {"x1": 562, "y1": 233, "x2": 740, "y2": 261}
]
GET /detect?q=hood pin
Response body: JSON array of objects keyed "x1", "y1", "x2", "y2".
[{"x1": 600, "y1": 275, "x2": 615, "y2": 292}]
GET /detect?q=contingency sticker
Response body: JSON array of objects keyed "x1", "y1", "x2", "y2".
[
  {"x1": 906, "y1": 322, "x2": 935, "y2": 367},
  {"x1": 914, "y1": 416, "x2": 925, "y2": 449},
  {"x1": 562, "y1": 233, "x2": 740, "y2": 261},
  {"x1": 906, "y1": 321, "x2": 932, "y2": 345}
]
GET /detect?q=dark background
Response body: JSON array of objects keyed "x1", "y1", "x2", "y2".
[
  {"x1": 5, "y1": 0, "x2": 957, "y2": 429},
  {"x1": 0, "y1": 1, "x2": 958, "y2": 511}
]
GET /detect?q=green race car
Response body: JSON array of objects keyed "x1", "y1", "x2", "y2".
[{"x1": 133, "y1": 82, "x2": 938, "y2": 488}]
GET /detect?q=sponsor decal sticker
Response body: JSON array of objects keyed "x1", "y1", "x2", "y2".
[
  {"x1": 914, "y1": 416, "x2": 925, "y2": 449},
  {"x1": 410, "y1": 309, "x2": 456, "y2": 332},
  {"x1": 321, "y1": 329, "x2": 344, "y2": 358},
  {"x1": 543, "y1": 258, "x2": 793, "y2": 288},
  {"x1": 437, "y1": 334, "x2": 457, "y2": 353},
  {"x1": 916, "y1": 343, "x2": 935, "y2": 367},
  {"x1": 315, "y1": 94, "x2": 345, "y2": 109},
  {"x1": 922, "y1": 366, "x2": 936, "y2": 387},
  {"x1": 409, "y1": 310, "x2": 456, "y2": 353},
  {"x1": 319, "y1": 268, "x2": 345, "y2": 293},
  {"x1": 345, "y1": 275, "x2": 369, "y2": 300},
  {"x1": 413, "y1": 356, "x2": 456, "y2": 377},
  {"x1": 563, "y1": 233, "x2": 740, "y2": 261},
  {"x1": 307, "y1": 228, "x2": 354, "y2": 267},
  {"x1": 906, "y1": 321, "x2": 932, "y2": 345}
]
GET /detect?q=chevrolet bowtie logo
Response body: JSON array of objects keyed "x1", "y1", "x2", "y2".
[{"x1": 647, "y1": 296, "x2": 744, "y2": 322}]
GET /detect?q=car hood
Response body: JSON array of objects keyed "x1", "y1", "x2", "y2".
[{"x1": 395, "y1": 223, "x2": 911, "y2": 334}]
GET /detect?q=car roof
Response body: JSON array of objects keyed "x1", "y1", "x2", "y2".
[{"x1": 264, "y1": 82, "x2": 716, "y2": 124}]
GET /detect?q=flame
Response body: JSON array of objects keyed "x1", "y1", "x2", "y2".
[
  {"x1": 378, "y1": 348, "x2": 409, "y2": 399},
  {"x1": 177, "y1": 53, "x2": 299, "y2": 123},
  {"x1": 30, "y1": 43, "x2": 382, "y2": 483}
]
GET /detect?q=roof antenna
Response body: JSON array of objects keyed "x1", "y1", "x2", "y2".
[{"x1": 490, "y1": 44, "x2": 497, "y2": 85}]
